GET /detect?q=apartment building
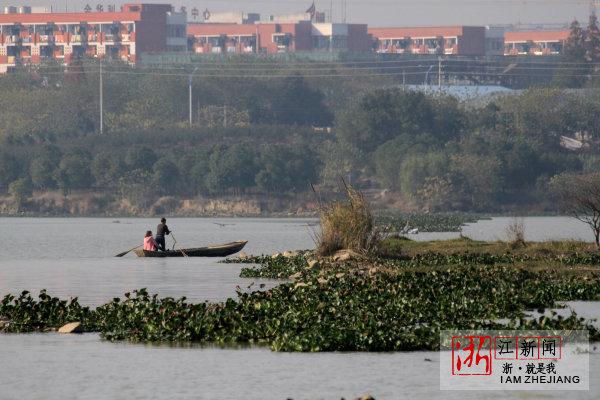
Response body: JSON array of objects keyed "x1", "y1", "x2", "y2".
[
  {"x1": 0, "y1": 3, "x2": 186, "y2": 72},
  {"x1": 188, "y1": 21, "x2": 370, "y2": 54},
  {"x1": 368, "y1": 26, "x2": 486, "y2": 56},
  {"x1": 504, "y1": 30, "x2": 569, "y2": 56}
]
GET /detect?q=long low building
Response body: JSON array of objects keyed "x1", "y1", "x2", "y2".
[
  {"x1": 187, "y1": 21, "x2": 371, "y2": 54},
  {"x1": 0, "y1": 3, "x2": 186, "y2": 72},
  {"x1": 368, "y1": 26, "x2": 488, "y2": 56},
  {"x1": 504, "y1": 30, "x2": 570, "y2": 56},
  {"x1": 0, "y1": 3, "x2": 578, "y2": 74}
]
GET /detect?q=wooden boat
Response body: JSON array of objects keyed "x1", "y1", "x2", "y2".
[{"x1": 134, "y1": 241, "x2": 247, "y2": 258}]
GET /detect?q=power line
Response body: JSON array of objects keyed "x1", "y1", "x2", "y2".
[
  {"x1": 26, "y1": 67, "x2": 600, "y2": 78},
  {"x1": 179, "y1": 0, "x2": 590, "y2": 4},
  {"x1": 23, "y1": 61, "x2": 600, "y2": 77},
  {"x1": 16, "y1": 56, "x2": 600, "y2": 73}
]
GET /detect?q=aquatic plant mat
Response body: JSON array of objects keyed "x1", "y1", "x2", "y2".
[
  {"x1": 374, "y1": 212, "x2": 484, "y2": 233},
  {"x1": 2, "y1": 238, "x2": 600, "y2": 352}
]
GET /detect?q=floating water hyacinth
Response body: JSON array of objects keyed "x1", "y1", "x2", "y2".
[{"x1": 2, "y1": 239, "x2": 600, "y2": 351}]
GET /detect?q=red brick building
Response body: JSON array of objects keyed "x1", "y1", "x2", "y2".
[
  {"x1": 504, "y1": 30, "x2": 569, "y2": 56},
  {"x1": 368, "y1": 26, "x2": 486, "y2": 56},
  {"x1": 0, "y1": 3, "x2": 186, "y2": 72},
  {"x1": 187, "y1": 21, "x2": 371, "y2": 54}
]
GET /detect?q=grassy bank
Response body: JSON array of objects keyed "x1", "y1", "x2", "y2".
[{"x1": 2, "y1": 238, "x2": 600, "y2": 351}]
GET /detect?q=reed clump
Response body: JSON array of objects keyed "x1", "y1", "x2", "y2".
[
  {"x1": 506, "y1": 217, "x2": 526, "y2": 248},
  {"x1": 315, "y1": 184, "x2": 380, "y2": 256}
]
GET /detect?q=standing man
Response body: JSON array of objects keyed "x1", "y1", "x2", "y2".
[{"x1": 155, "y1": 217, "x2": 171, "y2": 252}]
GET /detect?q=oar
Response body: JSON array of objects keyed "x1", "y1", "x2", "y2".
[
  {"x1": 115, "y1": 244, "x2": 142, "y2": 257},
  {"x1": 171, "y1": 233, "x2": 188, "y2": 257}
]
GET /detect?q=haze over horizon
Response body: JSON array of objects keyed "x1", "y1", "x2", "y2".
[{"x1": 2, "y1": 0, "x2": 591, "y2": 27}]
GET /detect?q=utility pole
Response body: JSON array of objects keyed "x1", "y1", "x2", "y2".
[
  {"x1": 99, "y1": 60, "x2": 103, "y2": 134},
  {"x1": 329, "y1": 0, "x2": 333, "y2": 22},
  {"x1": 188, "y1": 66, "x2": 199, "y2": 127},
  {"x1": 438, "y1": 57, "x2": 442, "y2": 88},
  {"x1": 188, "y1": 75, "x2": 192, "y2": 127},
  {"x1": 425, "y1": 64, "x2": 434, "y2": 86},
  {"x1": 223, "y1": 105, "x2": 227, "y2": 128}
]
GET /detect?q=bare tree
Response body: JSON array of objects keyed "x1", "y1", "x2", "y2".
[{"x1": 551, "y1": 172, "x2": 600, "y2": 248}]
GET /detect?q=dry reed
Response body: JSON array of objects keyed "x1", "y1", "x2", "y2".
[{"x1": 315, "y1": 183, "x2": 380, "y2": 256}]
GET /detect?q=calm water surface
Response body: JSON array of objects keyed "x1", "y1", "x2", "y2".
[{"x1": 0, "y1": 217, "x2": 599, "y2": 399}]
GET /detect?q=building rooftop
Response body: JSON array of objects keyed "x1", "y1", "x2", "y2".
[
  {"x1": 505, "y1": 30, "x2": 570, "y2": 42},
  {"x1": 0, "y1": 4, "x2": 171, "y2": 23},
  {"x1": 368, "y1": 26, "x2": 484, "y2": 37}
]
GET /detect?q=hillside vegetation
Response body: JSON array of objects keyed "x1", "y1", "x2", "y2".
[{"x1": 0, "y1": 60, "x2": 599, "y2": 214}]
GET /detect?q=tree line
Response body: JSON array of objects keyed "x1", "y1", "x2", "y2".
[
  {"x1": 556, "y1": 12, "x2": 600, "y2": 87},
  {"x1": 0, "y1": 61, "x2": 599, "y2": 213}
]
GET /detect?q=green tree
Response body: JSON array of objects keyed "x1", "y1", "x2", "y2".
[
  {"x1": 398, "y1": 152, "x2": 449, "y2": 198},
  {"x1": 336, "y1": 89, "x2": 462, "y2": 156},
  {"x1": 205, "y1": 145, "x2": 257, "y2": 194},
  {"x1": 555, "y1": 20, "x2": 588, "y2": 87},
  {"x1": 337, "y1": 89, "x2": 434, "y2": 154},
  {"x1": 0, "y1": 151, "x2": 22, "y2": 188},
  {"x1": 237, "y1": 76, "x2": 333, "y2": 126},
  {"x1": 255, "y1": 145, "x2": 318, "y2": 192},
  {"x1": 8, "y1": 178, "x2": 32, "y2": 211},
  {"x1": 55, "y1": 154, "x2": 94, "y2": 195},
  {"x1": 152, "y1": 158, "x2": 181, "y2": 195},
  {"x1": 176, "y1": 149, "x2": 211, "y2": 195},
  {"x1": 320, "y1": 140, "x2": 364, "y2": 188},
  {"x1": 30, "y1": 157, "x2": 57, "y2": 190},
  {"x1": 28, "y1": 145, "x2": 61, "y2": 190},
  {"x1": 565, "y1": 20, "x2": 586, "y2": 60},
  {"x1": 91, "y1": 152, "x2": 125, "y2": 188},
  {"x1": 373, "y1": 135, "x2": 440, "y2": 189},
  {"x1": 586, "y1": 13, "x2": 600, "y2": 62},
  {"x1": 450, "y1": 154, "x2": 503, "y2": 210},
  {"x1": 125, "y1": 146, "x2": 158, "y2": 171}
]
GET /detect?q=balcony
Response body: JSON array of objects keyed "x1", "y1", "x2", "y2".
[
  {"x1": 54, "y1": 34, "x2": 68, "y2": 43},
  {"x1": 38, "y1": 35, "x2": 55, "y2": 44},
  {"x1": 4, "y1": 35, "x2": 22, "y2": 45}
]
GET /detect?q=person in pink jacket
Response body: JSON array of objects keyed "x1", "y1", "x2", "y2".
[{"x1": 143, "y1": 230, "x2": 159, "y2": 251}]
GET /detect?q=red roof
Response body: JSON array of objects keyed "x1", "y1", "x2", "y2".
[
  {"x1": 505, "y1": 30, "x2": 570, "y2": 43},
  {"x1": 187, "y1": 23, "x2": 258, "y2": 36},
  {"x1": 187, "y1": 22, "x2": 300, "y2": 36},
  {"x1": 368, "y1": 26, "x2": 472, "y2": 38},
  {"x1": 0, "y1": 11, "x2": 142, "y2": 24},
  {"x1": 0, "y1": 4, "x2": 171, "y2": 24}
]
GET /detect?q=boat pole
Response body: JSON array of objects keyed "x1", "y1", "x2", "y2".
[{"x1": 171, "y1": 233, "x2": 188, "y2": 257}]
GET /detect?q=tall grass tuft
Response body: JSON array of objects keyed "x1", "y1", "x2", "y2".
[
  {"x1": 315, "y1": 182, "x2": 381, "y2": 256},
  {"x1": 506, "y1": 217, "x2": 526, "y2": 248}
]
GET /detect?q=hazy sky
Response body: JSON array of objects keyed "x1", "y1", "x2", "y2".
[{"x1": 6, "y1": 0, "x2": 592, "y2": 26}]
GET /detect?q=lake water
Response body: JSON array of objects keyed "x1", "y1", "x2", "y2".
[{"x1": 0, "y1": 217, "x2": 599, "y2": 399}]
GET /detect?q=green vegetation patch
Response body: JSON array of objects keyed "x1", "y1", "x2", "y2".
[
  {"x1": 222, "y1": 253, "x2": 311, "y2": 279},
  {"x1": 2, "y1": 242, "x2": 600, "y2": 351},
  {"x1": 375, "y1": 212, "x2": 483, "y2": 233}
]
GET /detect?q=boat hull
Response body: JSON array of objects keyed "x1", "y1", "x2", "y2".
[{"x1": 134, "y1": 241, "x2": 247, "y2": 258}]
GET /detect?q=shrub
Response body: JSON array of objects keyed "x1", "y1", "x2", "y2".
[
  {"x1": 506, "y1": 217, "x2": 526, "y2": 247},
  {"x1": 8, "y1": 178, "x2": 32, "y2": 211},
  {"x1": 315, "y1": 182, "x2": 380, "y2": 256}
]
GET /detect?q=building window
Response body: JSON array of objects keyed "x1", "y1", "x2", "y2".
[
  {"x1": 167, "y1": 25, "x2": 186, "y2": 38},
  {"x1": 273, "y1": 33, "x2": 291, "y2": 48}
]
